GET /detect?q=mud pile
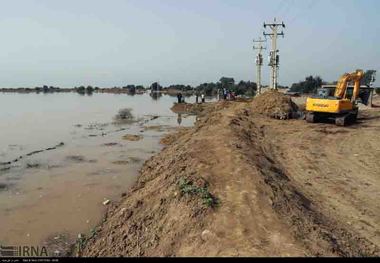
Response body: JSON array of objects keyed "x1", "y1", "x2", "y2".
[
  {"x1": 170, "y1": 102, "x2": 205, "y2": 115},
  {"x1": 252, "y1": 90, "x2": 298, "y2": 119}
]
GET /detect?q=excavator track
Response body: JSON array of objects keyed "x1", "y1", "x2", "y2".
[
  {"x1": 335, "y1": 111, "x2": 358, "y2": 126},
  {"x1": 335, "y1": 116, "x2": 347, "y2": 126},
  {"x1": 306, "y1": 112, "x2": 317, "y2": 123}
]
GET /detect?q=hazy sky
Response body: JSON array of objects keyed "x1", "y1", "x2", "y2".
[{"x1": 0, "y1": 0, "x2": 378, "y2": 88}]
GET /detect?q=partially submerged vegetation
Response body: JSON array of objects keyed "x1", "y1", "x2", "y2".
[{"x1": 114, "y1": 108, "x2": 135, "y2": 124}]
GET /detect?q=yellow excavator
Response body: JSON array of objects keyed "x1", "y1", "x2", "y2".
[{"x1": 305, "y1": 69, "x2": 364, "y2": 126}]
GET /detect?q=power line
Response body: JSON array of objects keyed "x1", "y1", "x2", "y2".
[
  {"x1": 253, "y1": 37, "x2": 267, "y2": 94},
  {"x1": 263, "y1": 18, "x2": 285, "y2": 90}
]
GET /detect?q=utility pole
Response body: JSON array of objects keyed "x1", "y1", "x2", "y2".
[
  {"x1": 263, "y1": 18, "x2": 285, "y2": 90},
  {"x1": 253, "y1": 38, "x2": 266, "y2": 95}
]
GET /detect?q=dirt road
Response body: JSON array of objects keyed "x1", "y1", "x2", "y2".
[
  {"x1": 256, "y1": 106, "x2": 380, "y2": 254},
  {"x1": 82, "y1": 97, "x2": 380, "y2": 257}
]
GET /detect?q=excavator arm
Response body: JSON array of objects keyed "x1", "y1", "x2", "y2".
[
  {"x1": 351, "y1": 70, "x2": 364, "y2": 102},
  {"x1": 334, "y1": 69, "x2": 364, "y2": 101}
]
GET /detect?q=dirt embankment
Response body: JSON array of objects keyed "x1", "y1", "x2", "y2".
[
  {"x1": 81, "y1": 95, "x2": 380, "y2": 257},
  {"x1": 170, "y1": 102, "x2": 206, "y2": 115},
  {"x1": 252, "y1": 90, "x2": 299, "y2": 119}
]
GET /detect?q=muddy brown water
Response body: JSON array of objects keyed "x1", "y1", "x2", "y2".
[{"x1": 0, "y1": 92, "x2": 197, "y2": 251}]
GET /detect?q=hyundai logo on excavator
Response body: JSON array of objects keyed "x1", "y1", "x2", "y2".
[{"x1": 312, "y1": 103, "x2": 329, "y2": 107}]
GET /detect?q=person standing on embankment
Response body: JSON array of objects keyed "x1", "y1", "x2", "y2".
[{"x1": 177, "y1": 93, "x2": 183, "y2": 103}]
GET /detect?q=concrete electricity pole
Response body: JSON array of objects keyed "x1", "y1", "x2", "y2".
[
  {"x1": 263, "y1": 18, "x2": 285, "y2": 90},
  {"x1": 253, "y1": 38, "x2": 266, "y2": 95}
]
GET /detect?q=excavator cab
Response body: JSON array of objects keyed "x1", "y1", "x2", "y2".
[{"x1": 317, "y1": 88, "x2": 330, "y2": 98}]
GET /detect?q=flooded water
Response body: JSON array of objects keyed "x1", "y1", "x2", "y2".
[{"x1": 0, "y1": 92, "x2": 195, "y2": 252}]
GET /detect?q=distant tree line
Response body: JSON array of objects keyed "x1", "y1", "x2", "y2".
[
  {"x1": 150, "y1": 77, "x2": 257, "y2": 96},
  {"x1": 361, "y1": 70, "x2": 376, "y2": 87},
  {"x1": 74, "y1": 86, "x2": 98, "y2": 95},
  {"x1": 289, "y1": 70, "x2": 377, "y2": 94},
  {"x1": 205, "y1": 77, "x2": 257, "y2": 96},
  {"x1": 290, "y1": 76, "x2": 324, "y2": 94},
  {"x1": 122, "y1": 85, "x2": 145, "y2": 94}
]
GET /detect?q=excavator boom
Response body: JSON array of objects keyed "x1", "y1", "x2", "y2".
[{"x1": 334, "y1": 69, "x2": 364, "y2": 101}]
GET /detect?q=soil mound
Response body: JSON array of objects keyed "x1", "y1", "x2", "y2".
[
  {"x1": 252, "y1": 90, "x2": 298, "y2": 119},
  {"x1": 160, "y1": 127, "x2": 192, "y2": 146}
]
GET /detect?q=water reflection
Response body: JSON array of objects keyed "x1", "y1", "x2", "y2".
[
  {"x1": 150, "y1": 91, "x2": 162, "y2": 100},
  {"x1": 177, "y1": 113, "x2": 182, "y2": 125},
  {"x1": 0, "y1": 92, "x2": 197, "y2": 248}
]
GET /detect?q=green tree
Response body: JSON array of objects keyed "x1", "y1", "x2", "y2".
[
  {"x1": 196, "y1": 82, "x2": 218, "y2": 96},
  {"x1": 219, "y1": 77, "x2": 235, "y2": 91},
  {"x1": 86, "y1": 86, "x2": 94, "y2": 94},
  {"x1": 232, "y1": 80, "x2": 257, "y2": 96},
  {"x1": 150, "y1": 82, "x2": 162, "y2": 92},
  {"x1": 361, "y1": 70, "x2": 376, "y2": 87},
  {"x1": 76, "y1": 86, "x2": 86, "y2": 95},
  {"x1": 290, "y1": 76, "x2": 324, "y2": 94}
]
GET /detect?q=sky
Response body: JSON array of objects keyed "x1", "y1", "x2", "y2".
[{"x1": 0, "y1": 0, "x2": 378, "y2": 88}]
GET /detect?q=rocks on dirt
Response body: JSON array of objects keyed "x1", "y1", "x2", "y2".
[
  {"x1": 201, "y1": 230, "x2": 215, "y2": 242},
  {"x1": 120, "y1": 208, "x2": 127, "y2": 215},
  {"x1": 102, "y1": 200, "x2": 110, "y2": 206},
  {"x1": 252, "y1": 90, "x2": 299, "y2": 120}
]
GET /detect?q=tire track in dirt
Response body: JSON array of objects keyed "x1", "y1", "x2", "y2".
[{"x1": 230, "y1": 108, "x2": 379, "y2": 256}]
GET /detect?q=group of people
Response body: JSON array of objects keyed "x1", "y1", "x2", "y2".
[
  {"x1": 177, "y1": 92, "x2": 205, "y2": 104},
  {"x1": 177, "y1": 89, "x2": 236, "y2": 104},
  {"x1": 195, "y1": 93, "x2": 205, "y2": 104},
  {"x1": 177, "y1": 93, "x2": 185, "y2": 103},
  {"x1": 220, "y1": 88, "x2": 236, "y2": 101}
]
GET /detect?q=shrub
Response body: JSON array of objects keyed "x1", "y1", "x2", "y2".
[
  {"x1": 114, "y1": 108, "x2": 134, "y2": 121},
  {"x1": 178, "y1": 177, "x2": 219, "y2": 208}
]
